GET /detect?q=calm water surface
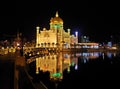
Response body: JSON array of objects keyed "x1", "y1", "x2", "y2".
[{"x1": 26, "y1": 51, "x2": 120, "y2": 89}]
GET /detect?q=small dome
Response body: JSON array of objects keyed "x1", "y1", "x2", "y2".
[{"x1": 50, "y1": 11, "x2": 63, "y2": 23}]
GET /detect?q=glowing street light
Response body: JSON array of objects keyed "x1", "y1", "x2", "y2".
[{"x1": 75, "y1": 31, "x2": 78, "y2": 37}]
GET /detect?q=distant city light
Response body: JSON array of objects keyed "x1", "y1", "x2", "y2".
[
  {"x1": 71, "y1": 61, "x2": 75, "y2": 66},
  {"x1": 84, "y1": 36, "x2": 86, "y2": 38}
]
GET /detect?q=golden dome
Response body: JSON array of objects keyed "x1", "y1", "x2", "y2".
[{"x1": 50, "y1": 11, "x2": 63, "y2": 23}]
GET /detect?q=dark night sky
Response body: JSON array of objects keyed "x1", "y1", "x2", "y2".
[{"x1": 1, "y1": 0, "x2": 120, "y2": 42}]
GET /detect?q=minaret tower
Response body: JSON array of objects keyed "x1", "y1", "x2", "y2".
[
  {"x1": 36, "y1": 26, "x2": 40, "y2": 47},
  {"x1": 75, "y1": 31, "x2": 78, "y2": 44}
]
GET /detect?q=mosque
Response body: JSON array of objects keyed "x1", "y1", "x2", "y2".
[
  {"x1": 36, "y1": 11, "x2": 99, "y2": 50},
  {"x1": 36, "y1": 11, "x2": 78, "y2": 49}
]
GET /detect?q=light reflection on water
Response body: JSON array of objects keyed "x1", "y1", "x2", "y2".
[{"x1": 27, "y1": 51, "x2": 118, "y2": 80}]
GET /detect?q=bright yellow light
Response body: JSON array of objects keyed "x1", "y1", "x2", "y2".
[{"x1": 112, "y1": 47, "x2": 117, "y2": 49}]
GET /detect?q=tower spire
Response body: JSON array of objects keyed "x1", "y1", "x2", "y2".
[{"x1": 55, "y1": 11, "x2": 59, "y2": 17}]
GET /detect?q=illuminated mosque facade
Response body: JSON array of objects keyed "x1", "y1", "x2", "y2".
[{"x1": 36, "y1": 11, "x2": 78, "y2": 49}]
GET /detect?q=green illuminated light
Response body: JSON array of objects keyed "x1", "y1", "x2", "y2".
[
  {"x1": 52, "y1": 72, "x2": 61, "y2": 77},
  {"x1": 71, "y1": 61, "x2": 75, "y2": 66}
]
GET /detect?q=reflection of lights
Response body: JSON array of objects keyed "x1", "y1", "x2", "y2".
[
  {"x1": 82, "y1": 53, "x2": 88, "y2": 56},
  {"x1": 113, "y1": 53, "x2": 116, "y2": 57},
  {"x1": 80, "y1": 52, "x2": 100, "y2": 59},
  {"x1": 83, "y1": 58, "x2": 87, "y2": 63},
  {"x1": 82, "y1": 57, "x2": 89, "y2": 63},
  {"x1": 27, "y1": 51, "x2": 120, "y2": 84},
  {"x1": 75, "y1": 64, "x2": 78, "y2": 70},
  {"x1": 107, "y1": 52, "x2": 112, "y2": 59},
  {"x1": 36, "y1": 71, "x2": 39, "y2": 74},
  {"x1": 67, "y1": 67, "x2": 70, "y2": 73},
  {"x1": 52, "y1": 72, "x2": 61, "y2": 77},
  {"x1": 94, "y1": 52, "x2": 99, "y2": 57},
  {"x1": 71, "y1": 61, "x2": 75, "y2": 66},
  {"x1": 102, "y1": 53, "x2": 104, "y2": 59}
]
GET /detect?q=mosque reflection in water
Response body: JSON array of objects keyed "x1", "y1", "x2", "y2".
[{"x1": 27, "y1": 51, "x2": 117, "y2": 81}]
